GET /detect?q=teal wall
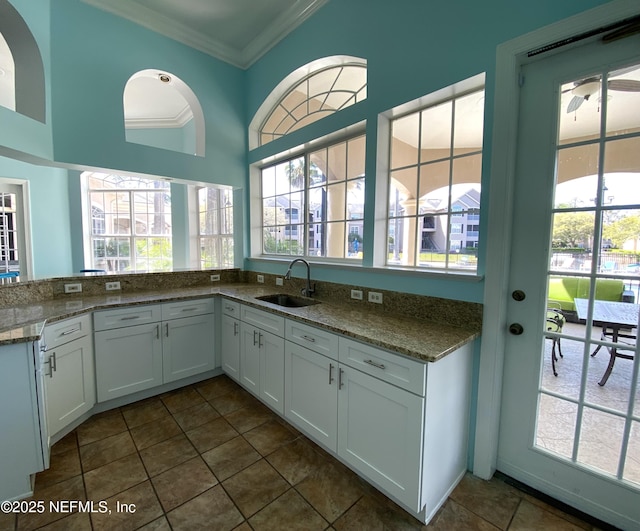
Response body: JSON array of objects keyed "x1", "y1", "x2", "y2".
[
  {"x1": 244, "y1": 0, "x2": 612, "y2": 304},
  {"x1": 0, "y1": 156, "x2": 73, "y2": 278}
]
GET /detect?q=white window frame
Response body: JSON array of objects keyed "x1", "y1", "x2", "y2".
[
  {"x1": 373, "y1": 73, "x2": 486, "y2": 274},
  {"x1": 196, "y1": 186, "x2": 234, "y2": 269}
]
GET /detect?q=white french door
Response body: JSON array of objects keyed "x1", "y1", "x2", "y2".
[{"x1": 498, "y1": 31, "x2": 640, "y2": 528}]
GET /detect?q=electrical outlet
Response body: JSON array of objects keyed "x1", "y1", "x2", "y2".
[
  {"x1": 257, "y1": 274, "x2": 265, "y2": 283},
  {"x1": 210, "y1": 274, "x2": 220, "y2": 281},
  {"x1": 64, "y1": 283, "x2": 82, "y2": 294},
  {"x1": 351, "y1": 289, "x2": 363, "y2": 300},
  {"x1": 105, "y1": 281, "x2": 121, "y2": 291},
  {"x1": 368, "y1": 291, "x2": 383, "y2": 304},
  {"x1": 276, "y1": 277, "x2": 284, "y2": 286}
]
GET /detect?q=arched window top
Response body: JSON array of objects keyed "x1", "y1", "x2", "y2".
[
  {"x1": 123, "y1": 69, "x2": 205, "y2": 156},
  {"x1": 251, "y1": 56, "x2": 367, "y2": 149}
]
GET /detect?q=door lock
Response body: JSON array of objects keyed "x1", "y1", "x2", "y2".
[
  {"x1": 509, "y1": 323, "x2": 524, "y2": 335},
  {"x1": 512, "y1": 290, "x2": 526, "y2": 301}
]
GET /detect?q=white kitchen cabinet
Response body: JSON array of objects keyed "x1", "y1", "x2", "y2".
[
  {"x1": 94, "y1": 321, "x2": 163, "y2": 402},
  {"x1": 162, "y1": 313, "x2": 215, "y2": 383},
  {"x1": 282, "y1": 320, "x2": 472, "y2": 523},
  {"x1": 43, "y1": 314, "x2": 95, "y2": 437},
  {"x1": 94, "y1": 299, "x2": 215, "y2": 402},
  {"x1": 238, "y1": 305, "x2": 285, "y2": 414},
  {"x1": 220, "y1": 299, "x2": 241, "y2": 382},
  {"x1": 337, "y1": 364, "x2": 424, "y2": 510},
  {"x1": 284, "y1": 341, "x2": 338, "y2": 450}
]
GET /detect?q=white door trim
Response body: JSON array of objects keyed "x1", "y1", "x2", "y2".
[{"x1": 474, "y1": 0, "x2": 640, "y2": 479}]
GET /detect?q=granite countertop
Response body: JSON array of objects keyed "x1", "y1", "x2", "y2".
[{"x1": 0, "y1": 283, "x2": 480, "y2": 362}]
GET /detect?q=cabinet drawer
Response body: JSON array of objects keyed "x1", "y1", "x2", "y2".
[
  {"x1": 241, "y1": 305, "x2": 285, "y2": 337},
  {"x1": 221, "y1": 298, "x2": 240, "y2": 318},
  {"x1": 285, "y1": 320, "x2": 338, "y2": 360},
  {"x1": 44, "y1": 314, "x2": 92, "y2": 350},
  {"x1": 339, "y1": 337, "x2": 426, "y2": 395},
  {"x1": 94, "y1": 304, "x2": 161, "y2": 331},
  {"x1": 161, "y1": 298, "x2": 214, "y2": 320}
]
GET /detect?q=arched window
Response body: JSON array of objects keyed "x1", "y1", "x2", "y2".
[
  {"x1": 123, "y1": 69, "x2": 205, "y2": 156},
  {"x1": 251, "y1": 56, "x2": 367, "y2": 148}
]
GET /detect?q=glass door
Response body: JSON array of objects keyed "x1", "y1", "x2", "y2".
[{"x1": 498, "y1": 33, "x2": 640, "y2": 529}]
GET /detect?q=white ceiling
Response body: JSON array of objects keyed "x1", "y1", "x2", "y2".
[{"x1": 81, "y1": 0, "x2": 329, "y2": 69}]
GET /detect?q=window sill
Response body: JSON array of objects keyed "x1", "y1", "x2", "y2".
[{"x1": 248, "y1": 257, "x2": 484, "y2": 282}]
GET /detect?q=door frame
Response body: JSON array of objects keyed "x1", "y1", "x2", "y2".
[
  {"x1": 0, "y1": 177, "x2": 33, "y2": 280},
  {"x1": 475, "y1": 0, "x2": 640, "y2": 480}
]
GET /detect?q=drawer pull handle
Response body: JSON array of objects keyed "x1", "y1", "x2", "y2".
[
  {"x1": 225, "y1": 305, "x2": 235, "y2": 312},
  {"x1": 339, "y1": 368, "x2": 344, "y2": 389},
  {"x1": 181, "y1": 307, "x2": 198, "y2": 312},
  {"x1": 120, "y1": 315, "x2": 140, "y2": 321},
  {"x1": 253, "y1": 330, "x2": 258, "y2": 346},
  {"x1": 302, "y1": 335, "x2": 316, "y2": 343},
  {"x1": 61, "y1": 327, "x2": 81, "y2": 336},
  {"x1": 156, "y1": 324, "x2": 160, "y2": 339},
  {"x1": 329, "y1": 363, "x2": 334, "y2": 385},
  {"x1": 234, "y1": 322, "x2": 239, "y2": 335},
  {"x1": 364, "y1": 359, "x2": 386, "y2": 370}
]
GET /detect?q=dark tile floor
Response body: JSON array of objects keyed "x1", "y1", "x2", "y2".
[{"x1": 0, "y1": 375, "x2": 609, "y2": 530}]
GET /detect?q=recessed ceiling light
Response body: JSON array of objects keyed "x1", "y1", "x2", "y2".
[{"x1": 158, "y1": 73, "x2": 171, "y2": 83}]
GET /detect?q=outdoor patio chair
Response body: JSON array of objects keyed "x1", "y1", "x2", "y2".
[{"x1": 546, "y1": 303, "x2": 566, "y2": 377}]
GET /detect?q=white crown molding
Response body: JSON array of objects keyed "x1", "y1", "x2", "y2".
[
  {"x1": 81, "y1": 0, "x2": 329, "y2": 69},
  {"x1": 125, "y1": 104, "x2": 193, "y2": 129}
]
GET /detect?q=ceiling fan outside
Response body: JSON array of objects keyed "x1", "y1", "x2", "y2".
[{"x1": 565, "y1": 71, "x2": 640, "y2": 113}]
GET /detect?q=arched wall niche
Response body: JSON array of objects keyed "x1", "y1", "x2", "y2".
[
  {"x1": 123, "y1": 69, "x2": 205, "y2": 157},
  {"x1": 0, "y1": 0, "x2": 45, "y2": 122}
]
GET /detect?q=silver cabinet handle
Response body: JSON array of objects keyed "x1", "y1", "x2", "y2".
[
  {"x1": 51, "y1": 351, "x2": 57, "y2": 373},
  {"x1": 181, "y1": 307, "x2": 198, "y2": 312},
  {"x1": 258, "y1": 333, "x2": 263, "y2": 348},
  {"x1": 339, "y1": 368, "x2": 344, "y2": 389},
  {"x1": 234, "y1": 322, "x2": 239, "y2": 336},
  {"x1": 61, "y1": 327, "x2": 81, "y2": 336},
  {"x1": 364, "y1": 359, "x2": 386, "y2": 370},
  {"x1": 225, "y1": 305, "x2": 235, "y2": 312},
  {"x1": 156, "y1": 324, "x2": 160, "y2": 339},
  {"x1": 302, "y1": 335, "x2": 316, "y2": 343},
  {"x1": 329, "y1": 363, "x2": 334, "y2": 384},
  {"x1": 253, "y1": 330, "x2": 258, "y2": 346},
  {"x1": 120, "y1": 315, "x2": 140, "y2": 321},
  {"x1": 165, "y1": 323, "x2": 169, "y2": 337},
  {"x1": 45, "y1": 357, "x2": 53, "y2": 378}
]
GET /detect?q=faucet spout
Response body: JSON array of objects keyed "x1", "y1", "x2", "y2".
[{"x1": 284, "y1": 258, "x2": 315, "y2": 297}]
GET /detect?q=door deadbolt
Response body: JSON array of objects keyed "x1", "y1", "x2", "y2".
[
  {"x1": 512, "y1": 290, "x2": 526, "y2": 302},
  {"x1": 509, "y1": 323, "x2": 524, "y2": 335}
]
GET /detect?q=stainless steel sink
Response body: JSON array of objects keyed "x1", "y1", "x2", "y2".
[{"x1": 255, "y1": 293, "x2": 320, "y2": 308}]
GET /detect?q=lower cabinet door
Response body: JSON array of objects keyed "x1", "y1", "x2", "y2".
[
  {"x1": 95, "y1": 323, "x2": 163, "y2": 402},
  {"x1": 284, "y1": 341, "x2": 338, "y2": 451},
  {"x1": 221, "y1": 315, "x2": 240, "y2": 382},
  {"x1": 240, "y1": 323, "x2": 260, "y2": 395},
  {"x1": 163, "y1": 314, "x2": 215, "y2": 383},
  {"x1": 259, "y1": 330, "x2": 285, "y2": 414},
  {"x1": 44, "y1": 335, "x2": 95, "y2": 436},
  {"x1": 337, "y1": 366, "x2": 425, "y2": 511}
]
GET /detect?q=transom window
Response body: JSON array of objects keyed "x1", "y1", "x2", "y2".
[
  {"x1": 259, "y1": 64, "x2": 367, "y2": 146},
  {"x1": 387, "y1": 87, "x2": 484, "y2": 272},
  {"x1": 261, "y1": 135, "x2": 366, "y2": 259}
]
